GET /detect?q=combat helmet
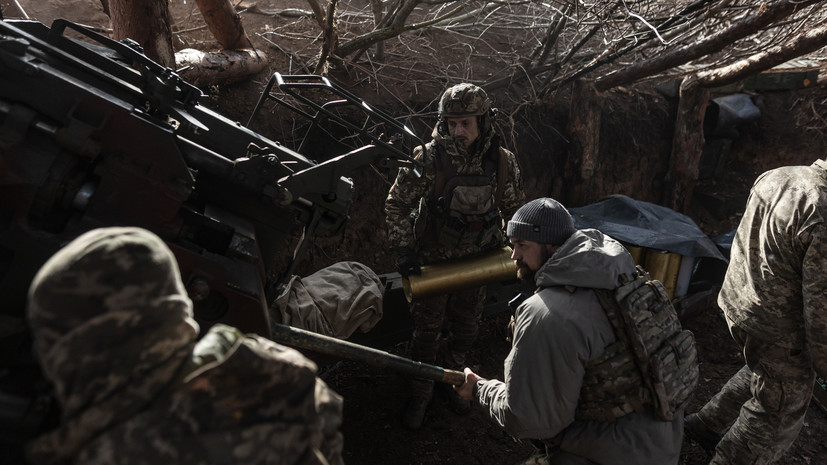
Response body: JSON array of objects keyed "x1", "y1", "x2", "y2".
[
  {"x1": 438, "y1": 83, "x2": 491, "y2": 118},
  {"x1": 437, "y1": 83, "x2": 495, "y2": 135}
]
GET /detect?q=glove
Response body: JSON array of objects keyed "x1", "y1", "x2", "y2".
[{"x1": 395, "y1": 247, "x2": 421, "y2": 277}]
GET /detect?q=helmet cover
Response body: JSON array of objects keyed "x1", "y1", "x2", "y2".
[{"x1": 438, "y1": 83, "x2": 491, "y2": 118}]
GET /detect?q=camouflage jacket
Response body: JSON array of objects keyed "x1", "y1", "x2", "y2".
[
  {"x1": 718, "y1": 159, "x2": 827, "y2": 371},
  {"x1": 474, "y1": 229, "x2": 683, "y2": 464},
  {"x1": 26, "y1": 227, "x2": 344, "y2": 465},
  {"x1": 384, "y1": 124, "x2": 524, "y2": 262}
]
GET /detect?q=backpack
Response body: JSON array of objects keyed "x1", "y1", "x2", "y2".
[{"x1": 576, "y1": 266, "x2": 699, "y2": 422}]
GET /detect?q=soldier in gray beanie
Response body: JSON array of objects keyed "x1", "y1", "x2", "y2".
[
  {"x1": 455, "y1": 197, "x2": 683, "y2": 465},
  {"x1": 506, "y1": 197, "x2": 576, "y2": 245}
]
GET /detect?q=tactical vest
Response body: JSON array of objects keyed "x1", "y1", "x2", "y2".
[
  {"x1": 419, "y1": 137, "x2": 508, "y2": 250},
  {"x1": 575, "y1": 267, "x2": 699, "y2": 422}
]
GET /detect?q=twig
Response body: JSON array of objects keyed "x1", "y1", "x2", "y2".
[
  {"x1": 8, "y1": 0, "x2": 29, "y2": 19},
  {"x1": 256, "y1": 32, "x2": 313, "y2": 74},
  {"x1": 315, "y1": 0, "x2": 339, "y2": 74}
]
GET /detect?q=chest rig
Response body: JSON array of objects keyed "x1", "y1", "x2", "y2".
[{"x1": 424, "y1": 137, "x2": 508, "y2": 250}]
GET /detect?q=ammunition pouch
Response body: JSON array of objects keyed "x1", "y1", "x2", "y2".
[
  {"x1": 575, "y1": 268, "x2": 699, "y2": 422},
  {"x1": 575, "y1": 339, "x2": 649, "y2": 421},
  {"x1": 423, "y1": 175, "x2": 502, "y2": 250},
  {"x1": 430, "y1": 207, "x2": 501, "y2": 249}
]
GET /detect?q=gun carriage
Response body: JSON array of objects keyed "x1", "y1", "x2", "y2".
[{"x1": 0, "y1": 16, "x2": 422, "y2": 451}]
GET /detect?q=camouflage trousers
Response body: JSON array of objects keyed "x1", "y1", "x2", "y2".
[
  {"x1": 697, "y1": 326, "x2": 814, "y2": 465},
  {"x1": 408, "y1": 286, "x2": 485, "y2": 397}
]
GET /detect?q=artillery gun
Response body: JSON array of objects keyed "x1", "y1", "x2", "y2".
[{"x1": 0, "y1": 17, "x2": 423, "y2": 456}]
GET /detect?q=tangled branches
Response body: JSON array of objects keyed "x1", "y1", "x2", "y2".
[{"x1": 289, "y1": 0, "x2": 826, "y2": 101}]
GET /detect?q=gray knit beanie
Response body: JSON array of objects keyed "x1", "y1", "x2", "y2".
[{"x1": 506, "y1": 198, "x2": 576, "y2": 245}]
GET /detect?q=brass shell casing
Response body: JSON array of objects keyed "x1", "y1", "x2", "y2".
[
  {"x1": 642, "y1": 249, "x2": 682, "y2": 299},
  {"x1": 402, "y1": 247, "x2": 517, "y2": 302}
]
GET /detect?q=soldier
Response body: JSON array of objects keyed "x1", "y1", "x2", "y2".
[
  {"x1": 25, "y1": 227, "x2": 344, "y2": 465},
  {"x1": 384, "y1": 83, "x2": 524, "y2": 429},
  {"x1": 454, "y1": 198, "x2": 684, "y2": 465},
  {"x1": 684, "y1": 158, "x2": 827, "y2": 464}
]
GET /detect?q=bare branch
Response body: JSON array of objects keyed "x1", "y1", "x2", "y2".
[
  {"x1": 4, "y1": 0, "x2": 30, "y2": 19},
  {"x1": 594, "y1": 0, "x2": 826, "y2": 91},
  {"x1": 336, "y1": 3, "x2": 465, "y2": 57},
  {"x1": 305, "y1": 0, "x2": 326, "y2": 29},
  {"x1": 539, "y1": 0, "x2": 721, "y2": 96},
  {"x1": 694, "y1": 18, "x2": 827, "y2": 88},
  {"x1": 315, "y1": 0, "x2": 340, "y2": 74},
  {"x1": 626, "y1": 10, "x2": 669, "y2": 45}
]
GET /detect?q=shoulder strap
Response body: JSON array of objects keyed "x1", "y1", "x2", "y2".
[
  {"x1": 494, "y1": 146, "x2": 508, "y2": 207},
  {"x1": 481, "y1": 135, "x2": 508, "y2": 207},
  {"x1": 593, "y1": 288, "x2": 627, "y2": 343},
  {"x1": 431, "y1": 145, "x2": 455, "y2": 202}
]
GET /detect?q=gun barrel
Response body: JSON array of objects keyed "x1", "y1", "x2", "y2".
[{"x1": 270, "y1": 323, "x2": 465, "y2": 386}]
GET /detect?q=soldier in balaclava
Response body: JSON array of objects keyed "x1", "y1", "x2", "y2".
[
  {"x1": 25, "y1": 227, "x2": 344, "y2": 465},
  {"x1": 385, "y1": 83, "x2": 524, "y2": 429}
]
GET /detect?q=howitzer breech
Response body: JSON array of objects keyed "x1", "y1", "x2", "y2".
[
  {"x1": 270, "y1": 323, "x2": 465, "y2": 385},
  {"x1": 402, "y1": 246, "x2": 517, "y2": 302}
]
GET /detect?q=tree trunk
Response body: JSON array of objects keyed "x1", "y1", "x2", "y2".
[
  {"x1": 564, "y1": 79, "x2": 602, "y2": 207},
  {"x1": 193, "y1": 0, "x2": 254, "y2": 50},
  {"x1": 369, "y1": 0, "x2": 385, "y2": 61},
  {"x1": 663, "y1": 78, "x2": 709, "y2": 213},
  {"x1": 176, "y1": 0, "x2": 267, "y2": 86},
  {"x1": 305, "y1": 0, "x2": 326, "y2": 29},
  {"x1": 176, "y1": 48, "x2": 266, "y2": 87},
  {"x1": 662, "y1": 20, "x2": 827, "y2": 213},
  {"x1": 108, "y1": 0, "x2": 175, "y2": 67}
]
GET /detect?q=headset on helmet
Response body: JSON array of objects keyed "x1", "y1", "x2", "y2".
[{"x1": 437, "y1": 83, "x2": 496, "y2": 135}]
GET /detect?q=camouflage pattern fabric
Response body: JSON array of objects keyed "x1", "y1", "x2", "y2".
[
  {"x1": 26, "y1": 227, "x2": 344, "y2": 465},
  {"x1": 698, "y1": 159, "x2": 827, "y2": 464},
  {"x1": 439, "y1": 83, "x2": 491, "y2": 117},
  {"x1": 700, "y1": 328, "x2": 814, "y2": 465},
  {"x1": 407, "y1": 286, "x2": 485, "y2": 397},
  {"x1": 577, "y1": 272, "x2": 698, "y2": 422},
  {"x1": 385, "y1": 123, "x2": 524, "y2": 262},
  {"x1": 385, "y1": 117, "x2": 523, "y2": 400}
]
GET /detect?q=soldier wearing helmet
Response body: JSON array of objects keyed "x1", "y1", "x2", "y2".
[
  {"x1": 437, "y1": 82, "x2": 494, "y2": 145},
  {"x1": 384, "y1": 83, "x2": 525, "y2": 430}
]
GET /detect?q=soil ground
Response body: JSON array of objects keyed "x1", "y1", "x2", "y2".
[{"x1": 5, "y1": 1, "x2": 827, "y2": 464}]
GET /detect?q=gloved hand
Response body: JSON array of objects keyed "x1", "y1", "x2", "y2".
[{"x1": 395, "y1": 247, "x2": 421, "y2": 277}]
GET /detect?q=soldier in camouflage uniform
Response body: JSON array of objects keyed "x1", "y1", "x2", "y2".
[
  {"x1": 455, "y1": 198, "x2": 683, "y2": 464},
  {"x1": 25, "y1": 227, "x2": 344, "y2": 465},
  {"x1": 384, "y1": 83, "x2": 524, "y2": 429},
  {"x1": 684, "y1": 158, "x2": 827, "y2": 464}
]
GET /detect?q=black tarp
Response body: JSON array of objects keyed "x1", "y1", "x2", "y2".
[{"x1": 569, "y1": 195, "x2": 727, "y2": 262}]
